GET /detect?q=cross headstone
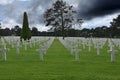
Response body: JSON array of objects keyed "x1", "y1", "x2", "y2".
[
  {"x1": 70, "y1": 42, "x2": 76, "y2": 55},
  {"x1": 36, "y1": 45, "x2": 47, "y2": 61},
  {"x1": 75, "y1": 47, "x2": 81, "y2": 61},
  {"x1": 96, "y1": 43, "x2": 101, "y2": 56},
  {"x1": 16, "y1": 41, "x2": 20, "y2": 54},
  {"x1": 70, "y1": 44, "x2": 81, "y2": 61},
  {"x1": 108, "y1": 45, "x2": 117, "y2": 62},
  {"x1": 23, "y1": 40, "x2": 28, "y2": 51},
  {"x1": 88, "y1": 40, "x2": 92, "y2": 52},
  {"x1": 0, "y1": 42, "x2": 8, "y2": 61}
]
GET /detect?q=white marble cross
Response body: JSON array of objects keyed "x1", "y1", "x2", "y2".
[
  {"x1": 70, "y1": 43, "x2": 76, "y2": 55},
  {"x1": 0, "y1": 43, "x2": 8, "y2": 61},
  {"x1": 88, "y1": 41, "x2": 92, "y2": 52},
  {"x1": 36, "y1": 45, "x2": 47, "y2": 61},
  {"x1": 70, "y1": 44, "x2": 81, "y2": 61},
  {"x1": 108, "y1": 45, "x2": 117, "y2": 62},
  {"x1": 75, "y1": 47, "x2": 81, "y2": 61},
  {"x1": 23, "y1": 40, "x2": 28, "y2": 51},
  {"x1": 96, "y1": 43, "x2": 101, "y2": 56},
  {"x1": 16, "y1": 41, "x2": 20, "y2": 54},
  {"x1": 29, "y1": 40, "x2": 32, "y2": 48}
]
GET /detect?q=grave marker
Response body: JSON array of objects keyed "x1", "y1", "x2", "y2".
[
  {"x1": 108, "y1": 45, "x2": 117, "y2": 62},
  {"x1": 16, "y1": 41, "x2": 20, "y2": 54},
  {"x1": 88, "y1": 40, "x2": 92, "y2": 52},
  {"x1": 96, "y1": 43, "x2": 101, "y2": 55},
  {"x1": 36, "y1": 45, "x2": 47, "y2": 61},
  {"x1": 75, "y1": 47, "x2": 81, "y2": 61},
  {"x1": 23, "y1": 40, "x2": 28, "y2": 51},
  {"x1": 0, "y1": 42, "x2": 9, "y2": 61}
]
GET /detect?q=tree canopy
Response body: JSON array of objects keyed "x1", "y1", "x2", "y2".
[
  {"x1": 44, "y1": 0, "x2": 76, "y2": 39},
  {"x1": 110, "y1": 15, "x2": 120, "y2": 37}
]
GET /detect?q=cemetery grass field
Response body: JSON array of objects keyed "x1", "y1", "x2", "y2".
[{"x1": 0, "y1": 38, "x2": 120, "y2": 80}]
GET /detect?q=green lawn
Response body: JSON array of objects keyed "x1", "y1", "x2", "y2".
[{"x1": 0, "y1": 38, "x2": 120, "y2": 80}]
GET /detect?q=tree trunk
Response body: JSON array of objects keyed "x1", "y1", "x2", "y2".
[{"x1": 61, "y1": 9, "x2": 65, "y2": 40}]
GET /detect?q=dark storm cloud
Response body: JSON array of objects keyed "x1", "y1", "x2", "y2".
[{"x1": 78, "y1": 0, "x2": 120, "y2": 19}]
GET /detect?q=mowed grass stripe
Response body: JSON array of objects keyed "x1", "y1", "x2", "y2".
[{"x1": 45, "y1": 38, "x2": 71, "y2": 62}]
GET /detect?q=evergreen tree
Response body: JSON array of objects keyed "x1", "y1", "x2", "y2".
[{"x1": 20, "y1": 12, "x2": 31, "y2": 40}]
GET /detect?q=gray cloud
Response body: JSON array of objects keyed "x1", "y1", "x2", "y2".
[
  {"x1": 0, "y1": 0, "x2": 27, "y2": 24},
  {"x1": 26, "y1": 0, "x2": 54, "y2": 25},
  {"x1": 77, "y1": 0, "x2": 120, "y2": 20},
  {"x1": 0, "y1": 0, "x2": 54, "y2": 27}
]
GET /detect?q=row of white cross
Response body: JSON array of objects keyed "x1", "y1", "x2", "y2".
[
  {"x1": 0, "y1": 37, "x2": 54, "y2": 61},
  {"x1": 59, "y1": 37, "x2": 119, "y2": 62},
  {"x1": 59, "y1": 37, "x2": 81, "y2": 61},
  {"x1": 36, "y1": 38, "x2": 54, "y2": 61}
]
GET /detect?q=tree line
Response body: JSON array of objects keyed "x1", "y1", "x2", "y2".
[{"x1": 0, "y1": 23, "x2": 120, "y2": 38}]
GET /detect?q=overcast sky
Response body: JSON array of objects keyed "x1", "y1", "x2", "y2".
[{"x1": 0, "y1": 0, "x2": 120, "y2": 31}]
